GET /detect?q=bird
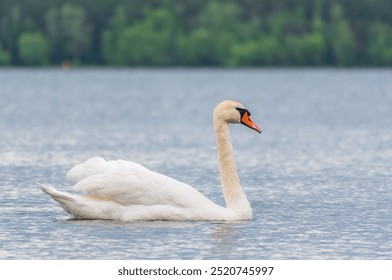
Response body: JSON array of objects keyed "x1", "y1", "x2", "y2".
[{"x1": 40, "y1": 100, "x2": 261, "y2": 221}]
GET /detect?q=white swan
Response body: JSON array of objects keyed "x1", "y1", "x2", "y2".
[{"x1": 41, "y1": 100, "x2": 261, "y2": 221}]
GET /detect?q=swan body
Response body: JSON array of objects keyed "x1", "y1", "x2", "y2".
[{"x1": 41, "y1": 100, "x2": 261, "y2": 221}]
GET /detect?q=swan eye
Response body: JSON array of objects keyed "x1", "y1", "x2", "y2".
[{"x1": 235, "y1": 107, "x2": 251, "y2": 117}]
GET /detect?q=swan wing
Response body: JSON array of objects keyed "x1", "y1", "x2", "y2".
[
  {"x1": 69, "y1": 157, "x2": 216, "y2": 208},
  {"x1": 65, "y1": 157, "x2": 139, "y2": 185}
]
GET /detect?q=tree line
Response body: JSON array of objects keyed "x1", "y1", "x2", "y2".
[{"x1": 1, "y1": 0, "x2": 392, "y2": 66}]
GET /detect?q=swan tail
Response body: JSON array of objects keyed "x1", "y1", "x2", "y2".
[
  {"x1": 40, "y1": 183, "x2": 76, "y2": 204},
  {"x1": 39, "y1": 184, "x2": 81, "y2": 217},
  {"x1": 40, "y1": 183, "x2": 121, "y2": 220}
]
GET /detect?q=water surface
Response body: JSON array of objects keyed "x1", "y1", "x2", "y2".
[{"x1": 0, "y1": 68, "x2": 391, "y2": 259}]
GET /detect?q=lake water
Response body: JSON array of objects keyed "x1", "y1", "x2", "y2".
[{"x1": 0, "y1": 68, "x2": 391, "y2": 260}]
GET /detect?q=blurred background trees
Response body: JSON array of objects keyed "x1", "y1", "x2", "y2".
[{"x1": 0, "y1": 0, "x2": 392, "y2": 66}]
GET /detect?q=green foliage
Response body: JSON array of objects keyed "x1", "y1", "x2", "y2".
[
  {"x1": 0, "y1": 5, "x2": 23, "y2": 64},
  {"x1": 103, "y1": 8, "x2": 179, "y2": 65},
  {"x1": 17, "y1": 32, "x2": 49, "y2": 65},
  {"x1": 328, "y1": 3, "x2": 356, "y2": 66},
  {"x1": 198, "y1": 1, "x2": 241, "y2": 33},
  {"x1": 61, "y1": 4, "x2": 91, "y2": 62},
  {"x1": 367, "y1": 22, "x2": 392, "y2": 65},
  {"x1": 0, "y1": 0, "x2": 392, "y2": 66},
  {"x1": 229, "y1": 36, "x2": 283, "y2": 66},
  {"x1": 102, "y1": 6, "x2": 128, "y2": 65},
  {"x1": 268, "y1": 9, "x2": 307, "y2": 38},
  {"x1": 0, "y1": 44, "x2": 11, "y2": 65},
  {"x1": 178, "y1": 28, "x2": 216, "y2": 65},
  {"x1": 45, "y1": 4, "x2": 91, "y2": 63},
  {"x1": 285, "y1": 33, "x2": 326, "y2": 65}
]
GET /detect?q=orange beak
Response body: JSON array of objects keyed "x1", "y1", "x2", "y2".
[{"x1": 241, "y1": 112, "x2": 262, "y2": 133}]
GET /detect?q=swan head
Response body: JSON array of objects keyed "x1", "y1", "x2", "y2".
[{"x1": 214, "y1": 100, "x2": 262, "y2": 133}]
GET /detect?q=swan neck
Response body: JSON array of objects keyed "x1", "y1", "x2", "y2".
[{"x1": 214, "y1": 121, "x2": 251, "y2": 215}]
